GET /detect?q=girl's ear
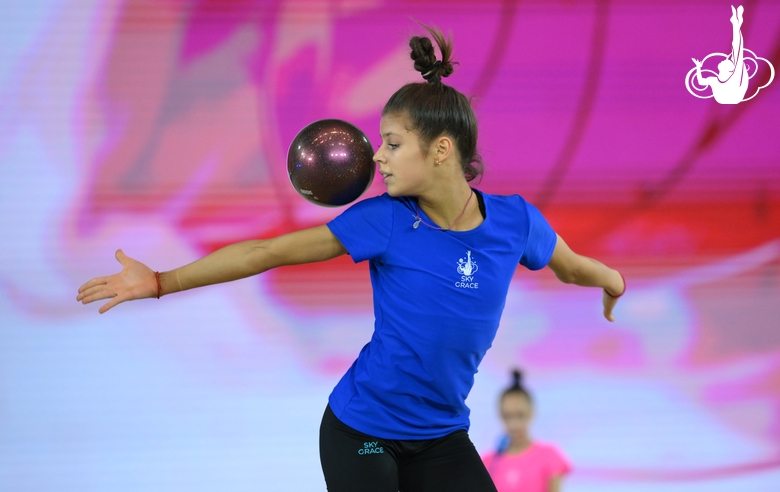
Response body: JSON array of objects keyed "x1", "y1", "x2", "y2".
[{"x1": 433, "y1": 135, "x2": 454, "y2": 163}]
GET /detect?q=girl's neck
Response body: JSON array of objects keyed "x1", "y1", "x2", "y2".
[
  {"x1": 416, "y1": 181, "x2": 479, "y2": 231},
  {"x1": 505, "y1": 437, "x2": 532, "y2": 455}
]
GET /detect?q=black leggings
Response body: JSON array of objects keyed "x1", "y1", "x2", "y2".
[{"x1": 319, "y1": 405, "x2": 497, "y2": 492}]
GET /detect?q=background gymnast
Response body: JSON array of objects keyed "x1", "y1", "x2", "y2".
[{"x1": 482, "y1": 370, "x2": 571, "y2": 492}]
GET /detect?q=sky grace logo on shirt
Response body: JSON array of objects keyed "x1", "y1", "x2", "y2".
[{"x1": 455, "y1": 251, "x2": 479, "y2": 289}]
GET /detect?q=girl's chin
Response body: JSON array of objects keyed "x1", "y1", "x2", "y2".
[
  {"x1": 385, "y1": 185, "x2": 404, "y2": 197},
  {"x1": 385, "y1": 181, "x2": 419, "y2": 198},
  {"x1": 509, "y1": 433, "x2": 530, "y2": 442}
]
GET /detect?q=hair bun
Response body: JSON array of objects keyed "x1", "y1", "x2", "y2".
[
  {"x1": 410, "y1": 36, "x2": 436, "y2": 70},
  {"x1": 409, "y1": 26, "x2": 455, "y2": 83},
  {"x1": 511, "y1": 369, "x2": 523, "y2": 388}
]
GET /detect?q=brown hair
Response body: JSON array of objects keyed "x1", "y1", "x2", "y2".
[{"x1": 382, "y1": 26, "x2": 484, "y2": 182}]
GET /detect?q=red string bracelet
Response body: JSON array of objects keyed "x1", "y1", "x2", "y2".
[
  {"x1": 155, "y1": 271, "x2": 162, "y2": 299},
  {"x1": 605, "y1": 272, "x2": 626, "y2": 299}
]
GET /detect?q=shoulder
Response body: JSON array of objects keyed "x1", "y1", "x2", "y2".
[
  {"x1": 479, "y1": 190, "x2": 543, "y2": 229},
  {"x1": 345, "y1": 193, "x2": 415, "y2": 212},
  {"x1": 531, "y1": 441, "x2": 566, "y2": 456},
  {"x1": 480, "y1": 190, "x2": 535, "y2": 213},
  {"x1": 530, "y1": 441, "x2": 572, "y2": 471},
  {"x1": 330, "y1": 193, "x2": 397, "y2": 223},
  {"x1": 348, "y1": 192, "x2": 393, "y2": 209},
  {"x1": 328, "y1": 194, "x2": 400, "y2": 262}
]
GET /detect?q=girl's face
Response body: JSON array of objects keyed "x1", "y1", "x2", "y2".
[
  {"x1": 373, "y1": 113, "x2": 435, "y2": 197},
  {"x1": 500, "y1": 393, "x2": 534, "y2": 442}
]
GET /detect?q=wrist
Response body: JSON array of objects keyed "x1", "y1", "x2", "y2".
[
  {"x1": 158, "y1": 270, "x2": 184, "y2": 297},
  {"x1": 604, "y1": 271, "x2": 625, "y2": 299}
]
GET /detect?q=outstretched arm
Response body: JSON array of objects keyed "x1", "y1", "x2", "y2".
[
  {"x1": 77, "y1": 225, "x2": 347, "y2": 313},
  {"x1": 546, "y1": 234, "x2": 625, "y2": 321}
]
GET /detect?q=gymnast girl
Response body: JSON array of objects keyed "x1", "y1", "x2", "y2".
[
  {"x1": 77, "y1": 26, "x2": 625, "y2": 492},
  {"x1": 482, "y1": 370, "x2": 571, "y2": 492}
]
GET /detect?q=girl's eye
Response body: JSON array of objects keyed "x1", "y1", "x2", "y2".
[{"x1": 388, "y1": 144, "x2": 399, "y2": 150}]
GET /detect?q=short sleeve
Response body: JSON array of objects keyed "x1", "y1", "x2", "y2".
[
  {"x1": 519, "y1": 199, "x2": 557, "y2": 271},
  {"x1": 327, "y1": 194, "x2": 393, "y2": 263},
  {"x1": 545, "y1": 444, "x2": 572, "y2": 477}
]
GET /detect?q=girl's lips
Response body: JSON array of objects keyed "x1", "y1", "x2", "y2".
[{"x1": 382, "y1": 174, "x2": 392, "y2": 184}]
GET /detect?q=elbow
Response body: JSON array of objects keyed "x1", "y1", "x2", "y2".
[
  {"x1": 554, "y1": 267, "x2": 579, "y2": 285},
  {"x1": 248, "y1": 240, "x2": 275, "y2": 274}
]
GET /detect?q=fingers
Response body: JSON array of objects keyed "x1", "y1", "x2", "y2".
[
  {"x1": 77, "y1": 277, "x2": 107, "y2": 296},
  {"x1": 78, "y1": 249, "x2": 141, "y2": 311},
  {"x1": 78, "y1": 285, "x2": 117, "y2": 304},
  {"x1": 99, "y1": 295, "x2": 125, "y2": 314},
  {"x1": 77, "y1": 250, "x2": 125, "y2": 302},
  {"x1": 603, "y1": 303, "x2": 615, "y2": 322},
  {"x1": 115, "y1": 248, "x2": 127, "y2": 265},
  {"x1": 78, "y1": 251, "x2": 125, "y2": 298},
  {"x1": 602, "y1": 291, "x2": 618, "y2": 322},
  {"x1": 77, "y1": 281, "x2": 108, "y2": 301}
]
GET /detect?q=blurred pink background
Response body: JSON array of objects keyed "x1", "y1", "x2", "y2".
[{"x1": 1, "y1": 0, "x2": 778, "y2": 490}]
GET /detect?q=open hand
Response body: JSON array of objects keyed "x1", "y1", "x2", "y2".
[{"x1": 76, "y1": 249, "x2": 156, "y2": 314}]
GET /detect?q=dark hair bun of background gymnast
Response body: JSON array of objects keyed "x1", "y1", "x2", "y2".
[
  {"x1": 511, "y1": 369, "x2": 524, "y2": 389},
  {"x1": 502, "y1": 368, "x2": 533, "y2": 403},
  {"x1": 410, "y1": 29, "x2": 455, "y2": 83}
]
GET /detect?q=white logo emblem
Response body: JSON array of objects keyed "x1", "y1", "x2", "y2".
[
  {"x1": 686, "y1": 5, "x2": 774, "y2": 104},
  {"x1": 455, "y1": 251, "x2": 479, "y2": 289},
  {"x1": 457, "y1": 251, "x2": 478, "y2": 275}
]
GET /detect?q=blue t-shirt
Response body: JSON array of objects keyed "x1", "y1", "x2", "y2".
[{"x1": 326, "y1": 190, "x2": 557, "y2": 440}]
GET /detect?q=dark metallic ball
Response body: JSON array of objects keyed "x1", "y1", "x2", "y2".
[{"x1": 287, "y1": 119, "x2": 375, "y2": 207}]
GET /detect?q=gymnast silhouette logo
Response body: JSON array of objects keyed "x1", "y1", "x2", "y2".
[
  {"x1": 455, "y1": 251, "x2": 479, "y2": 289},
  {"x1": 685, "y1": 5, "x2": 774, "y2": 104},
  {"x1": 457, "y1": 251, "x2": 478, "y2": 276}
]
